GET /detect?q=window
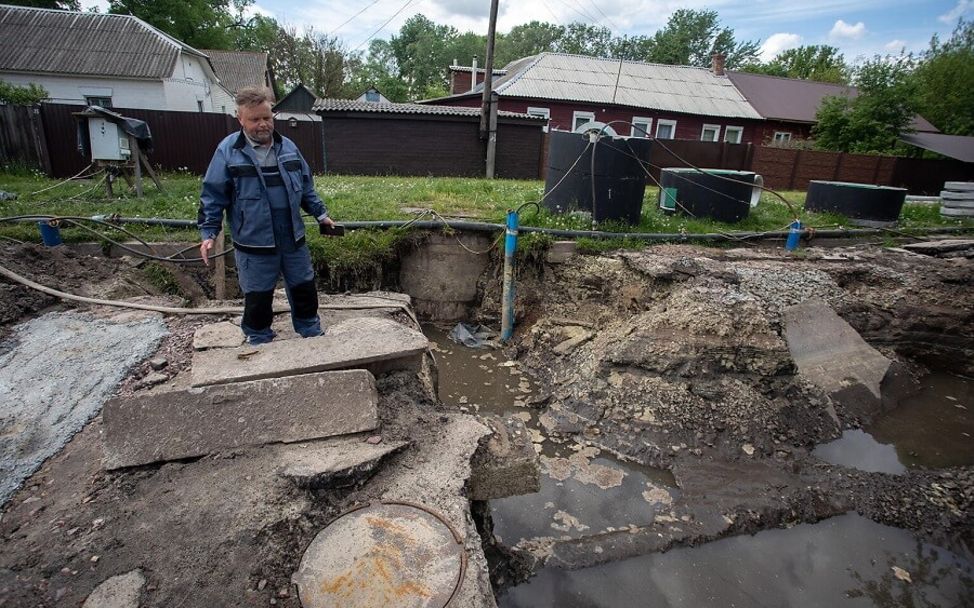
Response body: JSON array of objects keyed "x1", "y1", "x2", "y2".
[
  {"x1": 573, "y1": 111, "x2": 595, "y2": 132},
  {"x1": 527, "y1": 106, "x2": 551, "y2": 132},
  {"x1": 631, "y1": 117, "x2": 652, "y2": 138},
  {"x1": 85, "y1": 96, "x2": 112, "y2": 109},
  {"x1": 724, "y1": 126, "x2": 743, "y2": 144},
  {"x1": 656, "y1": 119, "x2": 677, "y2": 140},
  {"x1": 365, "y1": 89, "x2": 380, "y2": 102},
  {"x1": 773, "y1": 131, "x2": 792, "y2": 144},
  {"x1": 197, "y1": 100, "x2": 204, "y2": 112},
  {"x1": 700, "y1": 124, "x2": 720, "y2": 142}
]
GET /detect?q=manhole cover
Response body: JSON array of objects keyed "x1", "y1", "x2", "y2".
[{"x1": 292, "y1": 501, "x2": 466, "y2": 608}]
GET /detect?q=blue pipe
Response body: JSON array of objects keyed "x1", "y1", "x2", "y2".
[
  {"x1": 785, "y1": 219, "x2": 802, "y2": 251},
  {"x1": 500, "y1": 209, "x2": 518, "y2": 342}
]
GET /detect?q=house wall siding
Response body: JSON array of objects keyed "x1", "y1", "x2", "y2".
[
  {"x1": 436, "y1": 96, "x2": 767, "y2": 144},
  {"x1": 1, "y1": 71, "x2": 165, "y2": 109},
  {"x1": 162, "y1": 54, "x2": 218, "y2": 112}
]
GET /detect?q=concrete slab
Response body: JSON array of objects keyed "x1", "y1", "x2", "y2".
[
  {"x1": 279, "y1": 437, "x2": 410, "y2": 489},
  {"x1": 191, "y1": 317, "x2": 428, "y2": 387},
  {"x1": 469, "y1": 416, "x2": 540, "y2": 501},
  {"x1": 784, "y1": 298, "x2": 892, "y2": 418},
  {"x1": 902, "y1": 239, "x2": 974, "y2": 256},
  {"x1": 81, "y1": 570, "x2": 145, "y2": 608},
  {"x1": 102, "y1": 370, "x2": 378, "y2": 469}
]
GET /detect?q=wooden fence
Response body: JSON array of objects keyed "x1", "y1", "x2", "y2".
[{"x1": 0, "y1": 104, "x2": 50, "y2": 173}]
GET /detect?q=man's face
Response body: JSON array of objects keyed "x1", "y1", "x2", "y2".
[{"x1": 238, "y1": 101, "x2": 274, "y2": 144}]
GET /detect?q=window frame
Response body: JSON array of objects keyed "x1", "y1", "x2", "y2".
[
  {"x1": 631, "y1": 116, "x2": 652, "y2": 138},
  {"x1": 724, "y1": 126, "x2": 743, "y2": 144},
  {"x1": 527, "y1": 106, "x2": 551, "y2": 132},
  {"x1": 773, "y1": 131, "x2": 792, "y2": 144},
  {"x1": 656, "y1": 119, "x2": 677, "y2": 140},
  {"x1": 84, "y1": 96, "x2": 112, "y2": 109},
  {"x1": 700, "y1": 123, "x2": 721, "y2": 142},
  {"x1": 572, "y1": 111, "x2": 596, "y2": 132}
]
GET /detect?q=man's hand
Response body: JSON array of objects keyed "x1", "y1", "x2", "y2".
[
  {"x1": 319, "y1": 216, "x2": 336, "y2": 229},
  {"x1": 200, "y1": 238, "x2": 214, "y2": 267}
]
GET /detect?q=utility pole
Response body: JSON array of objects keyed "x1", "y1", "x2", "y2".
[{"x1": 479, "y1": 0, "x2": 499, "y2": 140}]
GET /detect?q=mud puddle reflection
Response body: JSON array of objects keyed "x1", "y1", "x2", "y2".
[
  {"x1": 814, "y1": 373, "x2": 973, "y2": 473},
  {"x1": 425, "y1": 325, "x2": 677, "y2": 545},
  {"x1": 499, "y1": 513, "x2": 974, "y2": 608}
]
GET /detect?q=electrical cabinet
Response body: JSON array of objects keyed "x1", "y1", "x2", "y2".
[{"x1": 88, "y1": 117, "x2": 131, "y2": 161}]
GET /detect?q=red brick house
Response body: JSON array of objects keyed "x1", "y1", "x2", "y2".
[{"x1": 426, "y1": 53, "x2": 766, "y2": 144}]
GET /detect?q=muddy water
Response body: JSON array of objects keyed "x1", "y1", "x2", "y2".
[
  {"x1": 425, "y1": 325, "x2": 677, "y2": 545},
  {"x1": 814, "y1": 373, "x2": 973, "y2": 473},
  {"x1": 498, "y1": 513, "x2": 974, "y2": 608}
]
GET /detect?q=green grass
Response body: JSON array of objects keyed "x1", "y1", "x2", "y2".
[{"x1": 1, "y1": 171, "x2": 971, "y2": 257}]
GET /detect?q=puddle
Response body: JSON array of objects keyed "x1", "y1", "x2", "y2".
[
  {"x1": 813, "y1": 430, "x2": 907, "y2": 475},
  {"x1": 425, "y1": 324, "x2": 677, "y2": 545},
  {"x1": 491, "y1": 447, "x2": 677, "y2": 546},
  {"x1": 813, "y1": 373, "x2": 974, "y2": 473},
  {"x1": 870, "y1": 372, "x2": 974, "y2": 469},
  {"x1": 498, "y1": 513, "x2": 974, "y2": 608}
]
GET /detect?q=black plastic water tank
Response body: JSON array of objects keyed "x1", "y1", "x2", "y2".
[
  {"x1": 543, "y1": 130, "x2": 653, "y2": 224},
  {"x1": 658, "y1": 168, "x2": 762, "y2": 223},
  {"x1": 805, "y1": 181, "x2": 906, "y2": 227}
]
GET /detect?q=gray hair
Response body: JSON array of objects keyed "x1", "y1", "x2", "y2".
[{"x1": 235, "y1": 86, "x2": 273, "y2": 108}]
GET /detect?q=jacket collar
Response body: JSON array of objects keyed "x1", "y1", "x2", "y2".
[{"x1": 232, "y1": 129, "x2": 283, "y2": 150}]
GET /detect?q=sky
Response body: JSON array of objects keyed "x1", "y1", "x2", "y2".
[{"x1": 84, "y1": 0, "x2": 973, "y2": 64}]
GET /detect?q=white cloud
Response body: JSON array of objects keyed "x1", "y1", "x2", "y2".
[
  {"x1": 939, "y1": 0, "x2": 972, "y2": 24},
  {"x1": 81, "y1": 0, "x2": 110, "y2": 12},
  {"x1": 829, "y1": 19, "x2": 866, "y2": 41},
  {"x1": 244, "y1": 3, "x2": 276, "y2": 19},
  {"x1": 884, "y1": 39, "x2": 906, "y2": 51},
  {"x1": 759, "y1": 32, "x2": 802, "y2": 61}
]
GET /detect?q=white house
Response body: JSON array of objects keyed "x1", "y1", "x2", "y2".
[{"x1": 0, "y1": 4, "x2": 233, "y2": 113}]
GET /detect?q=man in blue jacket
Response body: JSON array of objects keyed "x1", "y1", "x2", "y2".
[{"x1": 198, "y1": 86, "x2": 336, "y2": 344}]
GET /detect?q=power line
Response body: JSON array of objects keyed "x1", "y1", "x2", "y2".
[
  {"x1": 352, "y1": 0, "x2": 419, "y2": 53},
  {"x1": 327, "y1": 0, "x2": 386, "y2": 38},
  {"x1": 583, "y1": 0, "x2": 620, "y2": 32}
]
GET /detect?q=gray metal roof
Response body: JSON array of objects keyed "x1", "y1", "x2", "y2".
[
  {"x1": 200, "y1": 49, "x2": 269, "y2": 94},
  {"x1": 457, "y1": 53, "x2": 763, "y2": 120},
  {"x1": 900, "y1": 132, "x2": 974, "y2": 162},
  {"x1": 0, "y1": 4, "x2": 207, "y2": 80},
  {"x1": 312, "y1": 98, "x2": 541, "y2": 120}
]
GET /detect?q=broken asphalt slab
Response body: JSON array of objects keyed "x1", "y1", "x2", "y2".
[
  {"x1": 191, "y1": 317, "x2": 428, "y2": 387},
  {"x1": 102, "y1": 370, "x2": 378, "y2": 469},
  {"x1": 784, "y1": 298, "x2": 900, "y2": 419},
  {"x1": 279, "y1": 436, "x2": 410, "y2": 489}
]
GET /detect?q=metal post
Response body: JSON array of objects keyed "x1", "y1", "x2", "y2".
[{"x1": 500, "y1": 209, "x2": 518, "y2": 342}]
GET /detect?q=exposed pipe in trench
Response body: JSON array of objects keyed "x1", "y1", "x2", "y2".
[{"x1": 7, "y1": 215, "x2": 973, "y2": 243}]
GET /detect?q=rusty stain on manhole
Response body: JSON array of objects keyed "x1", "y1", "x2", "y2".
[{"x1": 292, "y1": 501, "x2": 467, "y2": 608}]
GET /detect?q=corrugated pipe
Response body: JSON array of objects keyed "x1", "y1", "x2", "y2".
[{"x1": 6, "y1": 215, "x2": 973, "y2": 243}]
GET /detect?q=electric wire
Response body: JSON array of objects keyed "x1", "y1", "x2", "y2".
[
  {"x1": 327, "y1": 0, "x2": 386, "y2": 37},
  {"x1": 27, "y1": 163, "x2": 96, "y2": 195},
  {"x1": 352, "y1": 0, "x2": 419, "y2": 53}
]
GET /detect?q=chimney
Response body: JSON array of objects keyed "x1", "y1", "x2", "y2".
[
  {"x1": 470, "y1": 56, "x2": 478, "y2": 92},
  {"x1": 711, "y1": 53, "x2": 726, "y2": 77}
]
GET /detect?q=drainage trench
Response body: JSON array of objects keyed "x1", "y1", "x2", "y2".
[{"x1": 429, "y1": 315, "x2": 974, "y2": 607}]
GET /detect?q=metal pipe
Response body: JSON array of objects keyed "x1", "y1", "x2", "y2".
[
  {"x1": 3, "y1": 215, "x2": 972, "y2": 242},
  {"x1": 500, "y1": 209, "x2": 518, "y2": 342}
]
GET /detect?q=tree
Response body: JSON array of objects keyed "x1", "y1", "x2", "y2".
[
  {"x1": 3, "y1": 0, "x2": 79, "y2": 9},
  {"x1": 642, "y1": 9, "x2": 760, "y2": 68},
  {"x1": 495, "y1": 21, "x2": 564, "y2": 65},
  {"x1": 558, "y1": 23, "x2": 613, "y2": 57},
  {"x1": 108, "y1": 0, "x2": 251, "y2": 49},
  {"x1": 812, "y1": 55, "x2": 918, "y2": 153},
  {"x1": 913, "y1": 19, "x2": 974, "y2": 135},
  {"x1": 743, "y1": 45, "x2": 848, "y2": 83},
  {"x1": 0, "y1": 81, "x2": 48, "y2": 104}
]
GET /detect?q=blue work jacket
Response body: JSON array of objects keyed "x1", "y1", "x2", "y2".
[{"x1": 198, "y1": 130, "x2": 327, "y2": 251}]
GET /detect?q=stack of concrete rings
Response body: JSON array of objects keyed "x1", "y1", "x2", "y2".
[{"x1": 940, "y1": 182, "x2": 974, "y2": 218}]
